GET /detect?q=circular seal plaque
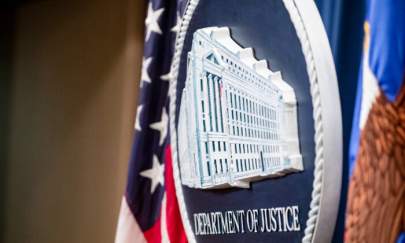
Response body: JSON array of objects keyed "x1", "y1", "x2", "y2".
[{"x1": 169, "y1": 0, "x2": 342, "y2": 242}]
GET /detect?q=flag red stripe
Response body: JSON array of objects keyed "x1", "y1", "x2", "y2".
[
  {"x1": 164, "y1": 146, "x2": 188, "y2": 243},
  {"x1": 143, "y1": 217, "x2": 161, "y2": 243}
]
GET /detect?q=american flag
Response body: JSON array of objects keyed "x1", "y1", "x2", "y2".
[{"x1": 115, "y1": 0, "x2": 188, "y2": 242}]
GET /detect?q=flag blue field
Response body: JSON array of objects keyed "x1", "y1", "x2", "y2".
[
  {"x1": 349, "y1": 0, "x2": 405, "y2": 175},
  {"x1": 346, "y1": 0, "x2": 405, "y2": 242}
]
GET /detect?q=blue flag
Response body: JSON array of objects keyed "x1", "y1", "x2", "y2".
[{"x1": 346, "y1": 0, "x2": 405, "y2": 242}]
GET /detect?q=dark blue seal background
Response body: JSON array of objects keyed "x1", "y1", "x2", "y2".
[{"x1": 175, "y1": 0, "x2": 315, "y2": 242}]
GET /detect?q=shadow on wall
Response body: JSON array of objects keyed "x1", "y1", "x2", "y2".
[
  {"x1": 1, "y1": 0, "x2": 145, "y2": 242},
  {"x1": 0, "y1": 7, "x2": 16, "y2": 243}
]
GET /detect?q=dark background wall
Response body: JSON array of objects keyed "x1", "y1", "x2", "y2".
[
  {"x1": 0, "y1": 8, "x2": 15, "y2": 243},
  {"x1": 315, "y1": 1, "x2": 365, "y2": 242},
  {"x1": 1, "y1": 0, "x2": 145, "y2": 242}
]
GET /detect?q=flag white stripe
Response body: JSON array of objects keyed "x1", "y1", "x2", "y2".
[
  {"x1": 359, "y1": 43, "x2": 380, "y2": 130},
  {"x1": 160, "y1": 193, "x2": 171, "y2": 243},
  {"x1": 115, "y1": 197, "x2": 147, "y2": 243}
]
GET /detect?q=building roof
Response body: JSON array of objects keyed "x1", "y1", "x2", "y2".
[
  {"x1": 199, "y1": 27, "x2": 274, "y2": 78},
  {"x1": 198, "y1": 27, "x2": 296, "y2": 104}
]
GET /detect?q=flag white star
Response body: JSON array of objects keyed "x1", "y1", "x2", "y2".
[
  {"x1": 150, "y1": 107, "x2": 168, "y2": 146},
  {"x1": 171, "y1": 15, "x2": 181, "y2": 33},
  {"x1": 160, "y1": 71, "x2": 172, "y2": 82},
  {"x1": 140, "y1": 57, "x2": 153, "y2": 87},
  {"x1": 140, "y1": 155, "x2": 164, "y2": 194},
  {"x1": 134, "y1": 105, "x2": 143, "y2": 131},
  {"x1": 145, "y1": 3, "x2": 164, "y2": 41}
]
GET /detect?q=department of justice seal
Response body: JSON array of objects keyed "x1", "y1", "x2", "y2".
[{"x1": 169, "y1": 0, "x2": 342, "y2": 242}]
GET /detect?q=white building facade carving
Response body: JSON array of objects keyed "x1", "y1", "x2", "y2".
[{"x1": 178, "y1": 27, "x2": 303, "y2": 189}]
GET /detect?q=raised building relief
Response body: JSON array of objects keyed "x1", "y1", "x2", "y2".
[{"x1": 178, "y1": 27, "x2": 303, "y2": 189}]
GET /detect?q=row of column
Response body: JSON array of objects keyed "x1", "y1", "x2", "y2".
[{"x1": 203, "y1": 72, "x2": 224, "y2": 133}]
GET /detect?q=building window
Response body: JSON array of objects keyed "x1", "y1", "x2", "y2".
[
  {"x1": 230, "y1": 92, "x2": 233, "y2": 107},
  {"x1": 201, "y1": 100, "x2": 205, "y2": 113},
  {"x1": 218, "y1": 80, "x2": 224, "y2": 132},
  {"x1": 207, "y1": 161, "x2": 211, "y2": 176},
  {"x1": 206, "y1": 74, "x2": 213, "y2": 131},
  {"x1": 214, "y1": 160, "x2": 218, "y2": 174},
  {"x1": 220, "y1": 159, "x2": 223, "y2": 173},
  {"x1": 212, "y1": 76, "x2": 219, "y2": 132},
  {"x1": 205, "y1": 142, "x2": 209, "y2": 153},
  {"x1": 200, "y1": 79, "x2": 204, "y2": 92},
  {"x1": 212, "y1": 141, "x2": 215, "y2": 152},
  {"x1": 224, "y1": 142, "x2": 227, "y2": 151},
  {"x1": 218, "y1": 141, "x2": 221, "y2": 151}
]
